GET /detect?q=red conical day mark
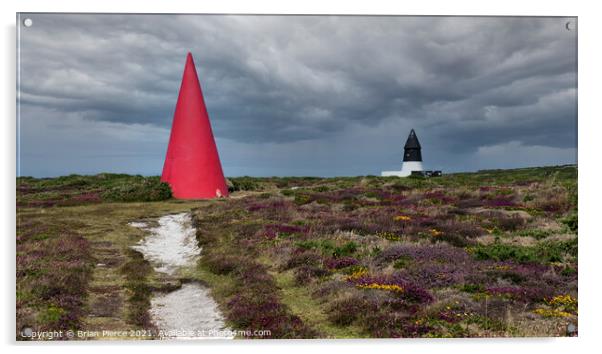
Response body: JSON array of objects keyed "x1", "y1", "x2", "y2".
[{"x1": 161, "y1": 52, "x2": 228, "y2": 199}]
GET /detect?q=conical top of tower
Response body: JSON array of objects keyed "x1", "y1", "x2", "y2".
[{"x1": 404, "y1": 129, "x2": 421, "y2": 149}]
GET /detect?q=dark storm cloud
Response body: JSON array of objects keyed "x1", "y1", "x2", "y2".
[{"x1": 18, "y1": 14, "x2": 577, "y2": 176}]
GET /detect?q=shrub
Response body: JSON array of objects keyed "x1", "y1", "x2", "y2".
[
  {"x1": 101, "y1": 178, "x2": 171, "y2": 202},
  {"x1": 460, "y1": 283, "x2": 485, "y2": 293},
  {"x1": 540, "y1": 238, "x2": 578, "y2": 260},
  {"x1": 284, "y1": 250, "x2": 323, "y2": 270},
  {"x1": 294, "y1": 193, "x2": 313, "y2": 205},
  {"x1": 225, "y1": 264, "x2": 320, "y2": 338},
  {"x1": 496, "y1": 215, "x2": 526, "y2": 231},
  {"x1": 237, "y1": 223, "x2": 263, "y2": 238},
  {"x1": 455, "y1": 198, "x2": 484, "y2": 208},
  {"x1": 294, "y1": 265, "x2": 329, "y2": 285},
  {"x1": 16, "y1": 223, "x2": 93, "y2": 334},
  {"x1": 332, "y1": 242, "x2": 358, "y2": 258},
  {"x1": 485, "y1": 285, "x2": 555, "y2": 302},
  {"x1": 483, "y1": 196, "x2": 516, "y2": 208},
  {"x1": 532, "y1": 188, "x2": 572, "y2": 214},
  {"x1": 229, "y1": 177, "x2": 261, "y2": 191},
  {"x1": 313, "y1": 186, "x2": 330, "y2": 192},
  {"x1": 262, "y1": 224, "x2": 309, "y2": 239},
  {"x1": 433, "y1": 232, "x2": 473, "y2": 247},
  {"x1": 393, "y1": 256, "x2": 413, "y2": 269},
  {"x1": 399, "y1": 262, "x2": 471, "y2": 288},
  {"x1": 295, "y1": 240, "x2": 320, "y2": 250},
  {"x1": 471, "y1": 239, "x2": 577, "y2": 264},
  {"x1": 561, "y1": 213, "x2": 578, "y2": 233},
  {"x1": 37, "y1": 305, "x2": 66, "y2": 326},
  {"x1": 204, "y1": 254, "x2": 244, "y2": 275},
  {"x1": 327, "y1": 296, "x2": 377, "y2": 326},
  {"x1": 362, "y1": 311, "x2": 432, "y2": 338},
  {"x1": 472, "y1": 244, "x2": 537, "y2": 263},
  {"x1": 377, "y1": 244, "x2": 471, "y2": 265},
  {"x1": 120, "y1": 249, "x2": 153, "y2": 327},
  {"x1": 325, "y1": 256, "x2": 359, "y2": 269},
  {"x1": 517, "y1": 229, "x2": 552, "y2": 240},
  {"x1": 348, "y1": 273, "x2": 433, "y2": 304},
  {"x1": 227, "y1": 292, "x2": 318, "y2": 338},
  {"x1": 547, "y1": 294, "x2": 578, "y2": 313}
]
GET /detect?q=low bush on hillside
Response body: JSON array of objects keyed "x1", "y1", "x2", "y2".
[{"x1": 17, "y1": 174, "x2": 172, "y2": 207}]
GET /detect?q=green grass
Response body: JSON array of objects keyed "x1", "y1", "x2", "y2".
[{"x1": 270, "y1": 270, "x2": 368, "y2": 338}]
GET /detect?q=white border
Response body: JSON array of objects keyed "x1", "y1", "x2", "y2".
[{"x1": 3, "y1": 1, "x2": 601, "y2": 354}]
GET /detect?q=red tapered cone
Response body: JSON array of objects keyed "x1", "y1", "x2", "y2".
[{"x1": 161, "y1": 52, "x2": 228, "y2": 199}]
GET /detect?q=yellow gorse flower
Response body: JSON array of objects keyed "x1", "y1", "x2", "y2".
[
  {"x1": 377, "y1": 231, "x2": 401, "y2": 241},
  {"x1": 346, "y1": 268, "x2": 368, "y2": 281},
  {"x1": 429, "y1": 229, "x2": 443, "y2": 237},
  {"x1": 534, "y1": 294, "x2": 577, "y2": 318},
  {"x1": 357, "y1": 283, "x2": 405, "y2": 293},
  {"x1": 533, "y1": 308, "x2": 572, "y2": 318},
  {"x1": 494, "y1": 265, "x2": 511, "y2": 271},
  {"x1": 394, "y1": 215, "x2": 412, "y2": 221},
  {"x1": 548, "y1": 294, "x2": 577, "y2": 307}
]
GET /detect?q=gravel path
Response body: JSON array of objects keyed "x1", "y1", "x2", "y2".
[{"x1": 130, "y1": 213, "x2": 232, "y2": 339}]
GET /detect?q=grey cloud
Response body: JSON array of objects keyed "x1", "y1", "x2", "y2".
[{"x1": 17, "y1": 14, "x2": 577, "y2": 177}]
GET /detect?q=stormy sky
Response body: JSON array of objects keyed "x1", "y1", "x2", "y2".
[{"x1": 17, "y1": 14, "x2": 577, "y2": 177}]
